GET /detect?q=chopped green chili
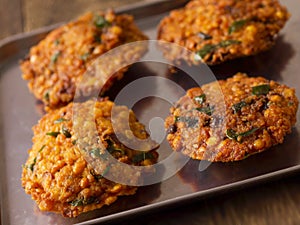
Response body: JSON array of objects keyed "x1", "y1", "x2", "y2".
[{"x1": 252, "y1": 84, "x2": 270, "y2": 95}]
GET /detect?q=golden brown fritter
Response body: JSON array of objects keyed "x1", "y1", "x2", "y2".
[
  {"x1": 20, "y1": 10, "x2": 148, "y2": 110},
  {"x1": 165, "y1": 73, "x2": 298, "y2": 162},
  {"x1": 22, "y1": 99, "x2": 158, "y2": 217},
  {"x1": 157, "y1": 0, "x2": 290, "y2": 65}
]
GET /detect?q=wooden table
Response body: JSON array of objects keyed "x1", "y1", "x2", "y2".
[{"x1": 1, "y1": 0, "x2": 300, "y2": 225}]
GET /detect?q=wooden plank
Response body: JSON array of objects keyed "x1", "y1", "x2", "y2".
[
  {"x1": 22, "y1": 0, "x2": 143, "y2": 32},
  {"x1": 121, "y1": 175, "x2": 300, "y2": 225},
  {"x1": 0, "y1": 0, "x2": 23, "y2": 40}
]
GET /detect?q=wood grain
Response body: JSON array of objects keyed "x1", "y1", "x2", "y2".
[
  {"x1": 0, "y1": 0, "x2": 22, "y2": 40},
  {"x1": 22, "y1": 0, "x2": 142, "y2": 32},
  {"x1": 122, "y1": 175, "x2": 300, "y2": 225}
]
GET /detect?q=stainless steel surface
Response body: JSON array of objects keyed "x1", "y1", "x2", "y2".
[{"x1": 0, "y1": 0, "x2": 299, "y2": 225}]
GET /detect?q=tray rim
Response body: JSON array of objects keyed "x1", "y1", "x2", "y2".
[{"x1": 1, "y1": 0, "x2": 300, "y2": 224}]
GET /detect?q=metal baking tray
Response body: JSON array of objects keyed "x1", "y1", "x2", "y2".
[{"x1": 0, "y1": 0, "x2": 299, "y2": 224}]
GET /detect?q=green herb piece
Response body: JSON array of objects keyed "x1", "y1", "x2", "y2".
[
  {"x1": 197, "y1": 32, "x2": 212, "y2": 40},
  {"x1": 90, "y1": 169, "x2": 102, "y2": 181},
  {"x1": 195, "y1": 106, "x2": 214, "y2": 116},
  {"x1": 252, "y1": 84, "x2": 270, "y2": 96},
  {"x1": 194, "y1": 94, "x2": 206, "y2": 104},
  {"x1": 90, "y1": 169, "x2": 103, "y2": 181},
  {"x1": 54, "y1": 39, "x2": 60, "y2": 46},
  {"x1": 27, "y1": 157, "x2": 37, "y2": 171},
  {"x1": 196, "y1": 40, "x2": 241, "y2": 59},
  {"x1": 85, "y1": 196, "x2": 99, "y2": 205},
  {"x1": 228, "y1": 19, "x2": 247, "y2": 34},
  {"x1": 44, "y1": 91, "x2": 50, "y2": 101},
  {"x1": 26, "y1": 146, "x2": 45, "y2": 171},
  {"x1": 90, "y1": 148, "x2": 102, "y2": 158},
  {"x1": 196, "y1": 44, "x2": 216, "y2": 59},
  {"x1": 94, "y1": 15, "x2": 110, "y2": 28},
  {"x1": 72, "y1": 139, "x2": 77, "y2": 145},
  {"x1": 175, "y1": 116, "x2": 198, "y2": 128},
  {"x1": 69, "y1": 196, "x2": 99, "y2": 206},
  {"x1": 39, "y1": 145, "x2": 46, "y2": 153},
  {"x1": 27, "y1": 164, "x2": 35, "y2": 172},
  {"x1": 101, "y1": 166, "x2": 110, "y2": 176},
  {"x1": 54, "y1": 118, "x2": 69, "y2": 124},
  {"x1": 51, "y1": 51, "x2": 61, "y2": 64},
  {"x1": 232, "y1": 101, "x2": 247, "y2": 113},
  {"x1": 46, "y1": 131, "x2": 60, "y2": 137},
  {"x1": 132, "y1": 152, "x2": 154, "y2": 163},
  {"x1": 69, "y1": 198, "x2": 84, "y2": 207},
  {"x1": 62, "y1": 126, "x2": 72, "y2": 138},
  {"x1": 106, "y1": 140, "x2": 125, "y2": 155},
  {"x1": 94, "y1": 34, "x2": 101, "y2": 43},
  {"x1": 90, "y1": 166, "x2": 110, "y2": 180},
  {"x1": 226, "y1": 129, "x2": 238, "y2": 140},
  {"x1": 218, "y1": 40, "x2": 241, "y2": 47},
  {"x1": 226, "y1": 127, "x2": 259, "y2": 141},
  {"x1": 239, "y1": 127, "x2": 259, "y2": 137},
  {"x1": 80, "y1": 53, "x2": 90, "y2": 61}
]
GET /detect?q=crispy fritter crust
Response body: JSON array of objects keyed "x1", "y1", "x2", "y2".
[
  {"x1": 157, "y1": 0, "x2": 289, "y2": 65},
  {"x1": 22, "y1": 99, "x2": 158, "y2": 217},
  {"x1": 165, "y1": 73, "x2": 298, "y2": 162},
  {"x1": 20, "y1": 11, "x2": 148, "y2": 110}
]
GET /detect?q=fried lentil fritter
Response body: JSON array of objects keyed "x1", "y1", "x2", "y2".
[
  {"x1": 165, "y1": 73, "x2": 298, "y2": 162},
  {"x1": 22, "y1": 99, "x2": 158, "y2": 217},
  {"x1": 157, "y1": 0, "x2": 290, "y2": 65},
  {"x1": 20, "y1": 10, "x2": 148, "y2": 110}
]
